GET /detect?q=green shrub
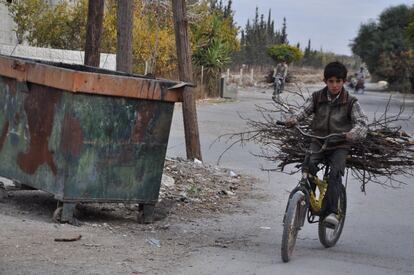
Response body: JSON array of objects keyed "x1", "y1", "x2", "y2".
[{"x1": 267, "y1": 44, "x2": 303, "y2": 64}]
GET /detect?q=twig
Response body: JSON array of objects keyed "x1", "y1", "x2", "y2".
[
  {"x1": 54, "y1": 235, "x2": 82, "y2": 242},
  {"x1": 218, "y1": 91, "x2": 414, "y2": 189}
]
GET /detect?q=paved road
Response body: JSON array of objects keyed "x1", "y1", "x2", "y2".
[{"x1": 167, "y1": 85, "x2": 414, "y2": 274}]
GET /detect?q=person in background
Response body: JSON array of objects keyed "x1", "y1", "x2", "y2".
[
  {"x1": 273, "y1": 60, "x2": 288, "y2": 94},
  {"x1": 354, "y1": 67, "x2": 365, "y2": 93}
]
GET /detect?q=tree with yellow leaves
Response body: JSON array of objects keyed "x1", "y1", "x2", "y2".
[
  {"x1": 5, "y1": 0, "x2": 239, "y2": 93},
  {"x1": 5, "y1": 0, "x2": 87, "y2": 48}
]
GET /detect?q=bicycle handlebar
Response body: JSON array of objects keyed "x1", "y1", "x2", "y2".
[{"x1": 277, "y1": 120, "x2": 347, "y2": 154}]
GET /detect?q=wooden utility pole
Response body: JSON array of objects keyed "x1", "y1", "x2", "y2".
[
  {"x1": 84, "y1": 0, "x2": 105, "y2": 67},
  {"x1": 116, "y1": 0, "x2": 133, "y2": 73},
  {"x1": 172, "y1": 0, "x2": 202, "y2": 161}
]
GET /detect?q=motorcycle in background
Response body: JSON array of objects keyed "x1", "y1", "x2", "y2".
[
  {"x1": 354, "y1": 79, "x2": 365, "y2": 93},
  {"x1": 348, "y1": 74, "x2": 365, "y2": 94}
]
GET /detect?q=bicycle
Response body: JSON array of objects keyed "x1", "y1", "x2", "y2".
[
  {"x1": 272, "y1": 74, "x2": 284, "y2": 100},
  {"x1": 277, "y1": 121, "x2": 348, "y2": 263}
]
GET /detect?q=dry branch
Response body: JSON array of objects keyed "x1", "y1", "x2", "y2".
[{"x1": 219, "y1": 87, "x2": 414, "y2": 189}]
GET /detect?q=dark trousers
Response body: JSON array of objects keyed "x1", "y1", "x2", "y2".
[{"x1": 302, "y1": 142, "x2": 348, "y2": 215}]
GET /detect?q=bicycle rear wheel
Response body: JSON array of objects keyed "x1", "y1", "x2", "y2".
[
  {"x1": 281, "y1": 191, "x2": 306, "y2": 262},
  {"x1": 318, "y1": 184, "x2": 347, "y2": 248}
]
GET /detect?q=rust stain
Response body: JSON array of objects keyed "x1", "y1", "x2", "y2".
[
  {"x1": 0, "y1": 121, "x2": 9, "y2": 151},
  {"x1": 12, "y1": 60, "x2": 26, "y2": 72},
  {"x1": 152, "y1": 83, "x2": 161, "y2": 100},
  {"x1": 143, "y1": 81, "x2": 150, "y2": 99},
  {"x1": 17, "y1": 85, "x2": 61, "y2": 175},
  {"x1": 60, "y1": 112, "x2": 83, "y2": 157},
  {"x1": 152, "y1": 82, "x2": 159, "y2": 99},
  {"x1": 1, "y1": 55, "x2": 183, "y2": 102},
  {"x1": 135, "y1": 78, "x2": 144, "y2": 98},
  {"x1": 131, "y1": 104, "x2": 154, "y2": 143}
]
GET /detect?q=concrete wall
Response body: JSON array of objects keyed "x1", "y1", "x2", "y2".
[
  {"x1": 0, "y1": 1, "x2": 78, "y2": 45},
  {"x1": 0, "y1": 44, "x2": 116, "y2": 70},
  {"x1": 0, "y1": 1, "x2": 116, "y2": 70},
  {"x1": 0, "y1": 2, "x2": 17, "y2": 45}
]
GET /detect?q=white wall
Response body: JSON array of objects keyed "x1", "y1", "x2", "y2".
[
  {"x1": 0, "y1": 44, "x2": 116, "y2": 70},
  {"x1": 0, "y1": 2, "x2": 17, "y2": 45},
  {"x1": 0, "y1": 1, "x2": 116, "y2": 71}
]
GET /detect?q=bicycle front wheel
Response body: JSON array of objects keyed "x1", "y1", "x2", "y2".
[
  {"x1": 273, "y1": 81, "x2": 281, "y2": 95},
  {"x1": 318, "y1": 184, "x2": 347, "y2": 248},
  {"x1": 281, "y1": 191, "x2": 306, "y2": 262}
]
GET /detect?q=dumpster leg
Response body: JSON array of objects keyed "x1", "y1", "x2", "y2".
[
  {"x1": 137, "y1": 203, "x2": 155, "y2": 224},
  {"x1": 61, "y1": 203, "x2": 79, "y2": 226},
  {"x1": 0, "y1": 188, "x2": 6, "y2": 201}
]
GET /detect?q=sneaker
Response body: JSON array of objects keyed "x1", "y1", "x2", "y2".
[{"x1": 324, "y1": 213, "x2": 339, "y2": 228}]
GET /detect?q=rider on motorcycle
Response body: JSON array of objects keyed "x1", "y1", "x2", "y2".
[
  {"x1": 354, "y1": 67, "x2": 365, "y2": 93},
  {"x1": 272, "y1": 60, "x2": 288, "y2": 95}
]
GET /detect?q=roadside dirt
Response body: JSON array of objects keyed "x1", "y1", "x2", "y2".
[
  {"x1": 0, "y1": 158, "x2": 258, "y2": 274},
  {"x1": 287, "y1": 66, "x2": 323, "y2": 84}
]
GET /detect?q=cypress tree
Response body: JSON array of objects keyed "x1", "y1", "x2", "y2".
[
  {"x1": 233, "y1": 7, "x2": 285, "y2": 66},
  {"x1": 281, "y1": 17, "x2": 288, "y2": 44}
]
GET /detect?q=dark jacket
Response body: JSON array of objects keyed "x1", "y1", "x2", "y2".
[{"x1": 311, "y1": 87, "x2": 357, "y2": 146}]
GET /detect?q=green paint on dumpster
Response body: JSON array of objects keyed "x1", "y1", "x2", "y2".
[{"x1": 0, "y1": 56, "x2": 183, "y2": 224}]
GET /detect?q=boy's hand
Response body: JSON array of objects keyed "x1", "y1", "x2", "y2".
[
  {"x1": 285, "y1": 117, "x2": 297, "y2": 128},
  {"x1": 345, "y1": 131, "x2": 356, "y2": 142}
]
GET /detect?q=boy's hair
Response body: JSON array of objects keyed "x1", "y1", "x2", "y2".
[{"x1": 324, "y1": 61, "x2": 347, "y2": 80}]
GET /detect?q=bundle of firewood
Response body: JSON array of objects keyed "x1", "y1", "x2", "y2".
[{"x1": 219, "y1": 91, "x2": 414, "y2": 189}]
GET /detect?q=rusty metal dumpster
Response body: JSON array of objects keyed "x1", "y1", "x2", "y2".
[{"x1": 0, "y1": 54, "x2": 184, "y2": 224}]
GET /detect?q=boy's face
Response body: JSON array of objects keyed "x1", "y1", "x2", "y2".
[{"x1": 324, "y1": 76, "x2": 345, "y2": 95}]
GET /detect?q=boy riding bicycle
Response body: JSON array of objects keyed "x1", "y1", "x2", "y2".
[{"x1": 286, "y1": 61, "x2": 368, "y2": 227}]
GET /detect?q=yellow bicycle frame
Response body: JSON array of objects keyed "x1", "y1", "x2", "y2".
[{"x1": 309, "y1": 176, "x2": 328, "y2": 213}]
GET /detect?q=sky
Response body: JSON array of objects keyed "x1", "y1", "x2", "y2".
[{"x1": 232, "y1": 0, "x2": 414, "y2": 56}]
